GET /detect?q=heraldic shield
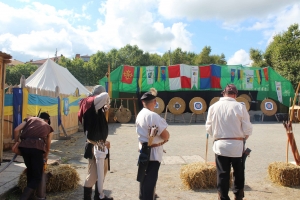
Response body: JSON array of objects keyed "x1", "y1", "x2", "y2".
[{"x1": 63, "y1": 98, "x2": 69, "y2": 116}]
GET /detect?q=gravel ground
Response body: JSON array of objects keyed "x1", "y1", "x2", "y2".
[{"x1": 4, "y1": 121, "x2": 300, "y2": 200}]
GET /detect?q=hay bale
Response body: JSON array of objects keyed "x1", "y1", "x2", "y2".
[
  {"x1": 268, "y1": 162, "x2": 300, "y2": 186},
  {"x1": 180, "y1": 162, "x2": 217, "y2": 189},
  {"x1": 18, "y1": 164, "x2": 80, "y2": 192}
]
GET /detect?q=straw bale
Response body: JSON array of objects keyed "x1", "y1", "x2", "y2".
[
  {"x1": 180, "y1": 162, "x2": 217, "y2": 189},
  {"x1": 268, "y1": 162, "x2": 300, "y2": 186},
  {"x1": 18, "y1": 164, "x2": 80, "y2": 192}
]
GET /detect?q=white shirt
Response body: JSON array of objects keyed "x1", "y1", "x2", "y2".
[
  {"x1": 94, "y1": 92, "x2": 110, "y2": 111},
  {"x1": 205, "y1": 97, "x2": 252, "y2": 157},
  {"x1": 136, "y1": 108, "x2": 168, "y2": 162}
]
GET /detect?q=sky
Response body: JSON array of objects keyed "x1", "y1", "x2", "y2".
[{"x1": 1, "y1": 0, "x2": 300, "y2": 65}]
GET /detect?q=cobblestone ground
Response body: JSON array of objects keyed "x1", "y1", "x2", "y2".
[{"x1": 4, "y1": 122, "x2": 300, "y2": 200}]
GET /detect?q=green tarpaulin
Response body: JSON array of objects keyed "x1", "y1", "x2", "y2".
[{"x1": 100, "y1": 64, "x2": 294, "y2": 107}]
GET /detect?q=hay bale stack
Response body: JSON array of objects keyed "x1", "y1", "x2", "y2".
[
  {"x1": 268, "y1": 162, "x2": 300, "y2": 186},
  {"x1": 18, "y1": 164, "x2": 80, "y2": 192},
  {"x1": 180, "y1": 162, "x2": 217, "y2": 189}
]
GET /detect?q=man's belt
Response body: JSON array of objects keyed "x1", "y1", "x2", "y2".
[
  {"x1": 140, "y1": 141, "x2": 167, "y2": 148},
  {"x1": 214, "y1": 137, "x2": 244, "y2": 142},
  {"x1": 21, "y1": 137, "x2": 43, "y2": 140}
]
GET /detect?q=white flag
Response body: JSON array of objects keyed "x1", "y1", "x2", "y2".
[
  {"x1": 275, "y1": 81, "x2": 283, "y2": 103},
  {"x1": 146, "y1": 66, "x2": 154, "y2": 84},
  {"x1": 191, "y1": 66, "x2": 198, "y2": 89},
  {"x1": 245, "y1": 70, "x2": 254, "y2": 89}
]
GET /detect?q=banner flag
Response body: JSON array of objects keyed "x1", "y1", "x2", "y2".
[
  {"x1": 121, "y1": 65, "x2": 134, "y2": 84},
  {"x1": 275, "y1": 81, "x2": 283, "y2": 103},
  {"x1": 231, "y1": 69, "x2": 235, "y2": 82},
  {"x1": 263, "y1": 67, "x2": 269, "y2": 81},
  {"x1": 146, "y1": 66, "x2": 154, "y2": 84},
  {"x1": 191, "y1": 66, "x2": 198, "y2": 89},
  {"x1": 211, "y1": 64, "x2": 221, "y2": 88},
  {"x1": 199, "y1": 66, "x2": 211, "y2": 89},
  {"x1": 245, "y1": 70, "x2": 254, "y2": 89}
]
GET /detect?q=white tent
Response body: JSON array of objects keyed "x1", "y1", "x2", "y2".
[{"x1": 25, "y1": 58, "x2": 90, "y2": 96}]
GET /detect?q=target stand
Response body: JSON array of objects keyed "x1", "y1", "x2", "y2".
[
  {"x1": 189, "y1": 97, "x2": 207, "y2": 123},
  {"x1": 260, "y1": 98, "x2": 278, "y2": 122},
  {"x1": 168, "y1": 97, "x2": 186, "y2": 123}
]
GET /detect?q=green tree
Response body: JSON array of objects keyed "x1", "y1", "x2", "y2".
[
  {"x1": 264, "y1": 23, "x2": 300, "y2": 87},
  {"x1": 249, "y1": 48, "x2": 266, "y2": 67},
  {"x1": 5, "y1": 63, "x2": 38, "y2": 85}
]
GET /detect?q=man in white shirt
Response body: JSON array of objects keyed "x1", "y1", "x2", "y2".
[
  {"x1": 206, "y1": 84, "x2": 252, "y2": 200},
  {"x1": 136, "y1": 88, "x2": 170, "y2": 200}
]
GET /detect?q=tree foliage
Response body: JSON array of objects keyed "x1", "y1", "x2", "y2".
[
  {"x1": 5, "y1": 63, "x2": 37, "y2": 85},
  {"x1": 6, "y1": 44, "x2": 228, "y2": 86},
  {"x1": 264, "y1": 23, "x2": 300, "y2": 87},
  {"x1": 249, "y1": 48, "x2": 267, "y2": 67}
]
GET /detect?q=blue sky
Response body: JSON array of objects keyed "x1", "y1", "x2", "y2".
[{"x1": 1, "y1": 0, "x2": 300, "y2": 65}]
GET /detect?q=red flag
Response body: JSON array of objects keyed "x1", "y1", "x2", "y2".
[
  {"x1": 263, "y1": 67, "x2": 268, "y2": 81},
  {"x1": 121, "y1": 65, "x2": 134, "y2": 84}
]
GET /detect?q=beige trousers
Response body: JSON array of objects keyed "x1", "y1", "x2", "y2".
[{"x1": 84, "y1": 156, "x2": 108, "y2": 187}]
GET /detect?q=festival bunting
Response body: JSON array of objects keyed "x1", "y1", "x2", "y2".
[
  {"x1": 211, "y1": 64, "x2": 221, "y2": 88},
  {"x1": 231, "y1": 69, "x2": 236, "y2": 82},
  {"x1": 245, "y1": 70, "x2": 254, "y2": 89},
  {"x1": 146, "y1": 66, "x2": 154, "y2": 84},
  {"x1": 275, "y1": 81, "x2": 283, "y2": 103},
  {"x1": 256, "y1": 69, "x2": 262, "y2": 85},
  {"x1": 237, "y1": 69, "x2": 243, "y2": 80},
  {"x1": 138, "y1": 67, "x2": 143, "y2": 92},
  {"x1": 161, "y1": 67, "x2": 166, "y2": 81},
  {"x1": 199, "y1": 66, "x2": 211, "y2": 89},
  {"x1": 263, "y1": 67, "x2": 269, "y2": 81},
  {"x1": 191, "y1": 66, "x2": 198, "y2": 89},
  {"x1": 121, "y1": 65, "x2": 134, "y2": 84},
  {"x1": 168, "y1": 64, "x2": 191, "y2": 90}
]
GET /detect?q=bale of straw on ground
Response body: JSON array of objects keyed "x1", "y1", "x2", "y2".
[
  {"x1": 268, "y1": 162, "x2": 300, "y2": 186},
  {"x1": 18, "y1": 164, "x2": 80, "y2": 192},
  {"x1": 180, "y1": 162, "x2": 217, "y2": 189}
]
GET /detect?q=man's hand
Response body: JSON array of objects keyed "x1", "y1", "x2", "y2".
[
  {"x1": 104, "y1": 105, "x2": 110, "y2": 111},
  {"x1": 105, "y1": 141, "x2": 110, "y2": 149}
]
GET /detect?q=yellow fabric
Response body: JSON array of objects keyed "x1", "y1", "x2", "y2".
[
  {"x1": 22, "y1": 88, "x2": 28, "y2": 120},
  {"x1": 256, "y1": 70, "x2": 261, "y2": 85},
  {"x1": 4, "y1": 106, "x2": 13, "y2": 116},
  {"x1": 27, "y1": 105, "x2": 58, "y2": 116}
]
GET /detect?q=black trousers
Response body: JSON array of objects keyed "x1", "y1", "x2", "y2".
[
  {"x1": 139, "y1": 161, "x2": 160, "y2": 200},
  {"x1": 215, "y1": 154, "x2": 244, "y2": 200},
  {"x1": 20, "y1": 147, "x2": 44, "y2": 190}
]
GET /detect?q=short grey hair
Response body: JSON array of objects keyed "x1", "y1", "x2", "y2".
[{"x1": 92, "y1": 85, "x2": 106, "y2": 95}]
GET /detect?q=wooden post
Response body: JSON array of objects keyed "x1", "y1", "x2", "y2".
[
  {"x1": 106, "y1": 64, "x2": 111, "y2": 121},
  {"x1": 0, "y1": 52, "x2": 12, "y2": 163}
]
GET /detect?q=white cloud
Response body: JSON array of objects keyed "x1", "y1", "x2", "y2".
[
  {"x1": 158, "y1": 0, "x2": 299, "y2": 22},
  {"x1": 0, "y1": 0, "x2": 193, "y2": 61},
  {"x1": 227, "y1": 49, "x2": 251, "y2": 65}
]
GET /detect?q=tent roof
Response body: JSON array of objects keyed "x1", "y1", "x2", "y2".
[{"x1": 25, "y1": 59, "x2": 90, "y2": 95}]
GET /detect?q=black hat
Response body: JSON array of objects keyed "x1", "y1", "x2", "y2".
[
  {"x1": 39, "y1": 112, "x2": 51, "y2": 125},
  {"x1": 141, "y1": 92, "x2": 156, "y2": 101}
]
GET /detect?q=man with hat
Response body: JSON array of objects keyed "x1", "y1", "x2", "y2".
[
  {"x1": 78, "y1": 85, "x2": 113, "y2": 200},
  {"x1": 13, "y1": 112, "x2": 53, "y2": 200},
  {"x1": 136, "y1": 88, "x2": 170, "y2": 200},
  {"x1": 205, "y1": 84, "x2": 252, "y2": 200}
]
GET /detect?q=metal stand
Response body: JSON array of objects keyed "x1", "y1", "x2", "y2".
[{"x1": 189, "y1": 112, "x2": 206, "y2": 123}]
